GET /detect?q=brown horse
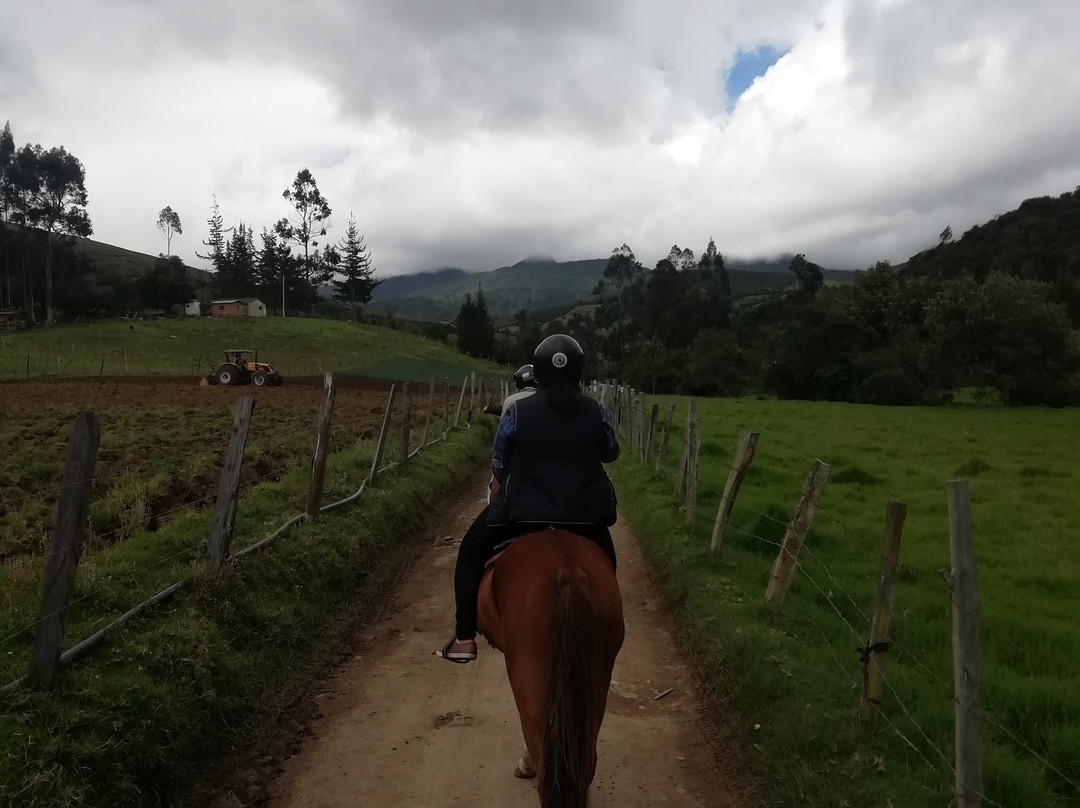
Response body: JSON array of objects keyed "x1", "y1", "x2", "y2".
[{"x1": 477, "y1": 528, "x2": 624, "y2": 808}]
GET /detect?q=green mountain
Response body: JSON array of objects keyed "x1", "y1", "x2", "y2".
[{"x1": 370, "y1": 255, "x2": 853, "y2": 321}]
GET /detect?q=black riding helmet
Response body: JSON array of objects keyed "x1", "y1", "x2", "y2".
[
  {"x1": 513, "y1": 364, "x2": 537, "y2": 391},
  {"x1": 533, "y1": 334, "x2": 585, "y2": 384}
]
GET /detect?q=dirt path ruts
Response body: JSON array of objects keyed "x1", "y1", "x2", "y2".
[{"x1": 260, "y1": 472, "x2": 747, "y2": 807}]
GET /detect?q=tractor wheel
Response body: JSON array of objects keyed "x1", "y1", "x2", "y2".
[
  {"x1": 252, "y1": 372, "x2": 267, "y2": 387},
  {"x1": 216, "y1": 363, "x2": 241, "y2": 385}
]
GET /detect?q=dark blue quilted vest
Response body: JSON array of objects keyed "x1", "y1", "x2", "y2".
[{"x1": 488, "y1": 390, "x2": 617, "y2": 527}]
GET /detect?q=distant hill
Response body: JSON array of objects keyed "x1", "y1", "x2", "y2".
[
  {"x1": 902, "y1": 188, "x2": 1080, "y2": 321},
  {"x1": 1, "y1": 222, "x2": 211, "y2": 285},
  {"x1": 369, "y1": 255, "x2": 852, "y2": 321}
]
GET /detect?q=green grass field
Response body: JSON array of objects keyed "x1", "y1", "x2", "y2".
[
  {"x1": 0, "y1": 317, "x2": 504, "y2": 381},
  {"x1": 610, "y1": 397, "x2": 1079, "y2": 807}
]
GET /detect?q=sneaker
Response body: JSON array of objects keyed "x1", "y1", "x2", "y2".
[{"x1": 436, "y1": 635, "x2": 477, "y2": 663}]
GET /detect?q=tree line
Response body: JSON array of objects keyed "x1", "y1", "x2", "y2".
[
  {"x1": 0, "y1": 119, "x2": 380, "y2": 323},
  {"x1": 461, "y1": 192, "x2": 1079, "y2": 407},
  {"x1": 196, "y1": 169, "x2": 378, "y2": 316}
]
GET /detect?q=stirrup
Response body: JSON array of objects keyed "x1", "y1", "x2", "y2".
[{"x1": 435, "y1": 635, "x2": 477, "y2": 663}]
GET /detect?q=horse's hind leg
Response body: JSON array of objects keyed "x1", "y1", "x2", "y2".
[{"x1": 514, "y1": 747, "x2": 537, "y2": 779}]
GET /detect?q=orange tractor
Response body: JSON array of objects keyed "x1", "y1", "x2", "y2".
[{"x1": 207, "y1": 349, "x2": 283, "y2": 387}]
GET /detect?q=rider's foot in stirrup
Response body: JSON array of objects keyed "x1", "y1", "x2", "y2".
[{"x1": 436, "y1": 634, "x2": 477, "y2": 663}]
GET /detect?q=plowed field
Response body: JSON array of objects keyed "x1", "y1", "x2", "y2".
[{"x1": 1, "y1": 376, "x2": 452, "y2": 560}]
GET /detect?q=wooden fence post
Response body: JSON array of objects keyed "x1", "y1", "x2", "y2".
[
  {"x1": 947, "y1": 480, "x2": 983, "y2": 808},
  {"x1": 27, "y1": 412, "x2": 100, "y2": 688},
  {"x1": 206, "y1": 397, "x2": 256, "y2": 572},
  {"x1": 764, "y1": 459, "x2": 830, "y2": 605},
  {"x1": 638, "y1": 396, "x2": 648, "y2": 462},
  {"x1": 454, "y1": 375, "x2": 467, "y2": 428},
  {"x1": 654, "y1": 401, "x2": 676, "y2": 478},
  {"x1": 369, "y1": 384, "x2": 396, "y2": 484},
  {"x1": 400, "y1": 382, "x2": 412, "y2": 466},
  {"x1": 644, "y1": 403, "x2": 659, "y2": 464},
  {"x1": 674, "y1": 400, "x2": 697, "y2": 499},
  {"x1": 470, "y1": 371, "x2": 476, "y2": 413},
  {"x1": 860, "y1": 500, "x2": 907, "y2": 716},
  {"x1": 711, "y1": 431, "x2": 759, "y2": 553},
  {"x1": 423, "y1": 376, "x2": 435, "y2": 446},
  {"x1": 684, "y1": 429, "x2": 701, "y2": 528},
  {"x1": 443, "y1": 377, "x2": 450, "y2": 437},
  {"x1": 305, "y1": 373, "x2": 336, "y2": 523}
]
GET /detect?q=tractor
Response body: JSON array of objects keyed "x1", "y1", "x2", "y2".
[{"x1": 207, "y1": 349, "x2": 283, "y2": 387}]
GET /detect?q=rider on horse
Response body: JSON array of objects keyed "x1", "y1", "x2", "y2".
[{"x1": 438, "y1": 334, "x2": 620, "y2": 663}]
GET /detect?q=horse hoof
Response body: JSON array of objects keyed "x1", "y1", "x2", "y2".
[{"x1": 514, "y1": 761, "x2": 537, "y2": 779}]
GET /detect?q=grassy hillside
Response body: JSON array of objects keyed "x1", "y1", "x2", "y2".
[
  {"x1": 611, "y1": 396, "x2": 1079, "y2": 807},
  {"x1": 0, "y1": 317, "x2": 506, "y2": 382},
  {"x1": 1, "y1": 222, "x2": 210, "y2": 283}
]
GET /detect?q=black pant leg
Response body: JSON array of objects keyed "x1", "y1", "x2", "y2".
[{"x1": 453, "y1": 505, "x2": 503, "y2": 638}]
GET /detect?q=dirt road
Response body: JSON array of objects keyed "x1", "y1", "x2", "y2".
[{"x1": 263, "y1": 470, "x2": 745, "y2": 807}]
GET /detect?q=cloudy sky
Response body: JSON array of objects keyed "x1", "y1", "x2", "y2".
[{"x1": 3, "y1": 0, "x2": 1079, "y2": 276}]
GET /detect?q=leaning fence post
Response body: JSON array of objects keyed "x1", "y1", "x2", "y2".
[
  {"x1": 443, "y1": 377, "x2": 450, "y2": 438},
  {"x1": 400, "y1": 382, "x2": 412, "y2": 466},
  {"x1": 423, "y1": 376, "x2": 435, "y2": 446},
  {"x1": 684, "y1": 429, "x2": 701, "y2": 528},
  {"x1": 305, "y1": 373, "x2": 336, "y2": 523},
  {"x1": 655, "y1": 401, "x2": 676, "y2": 478},
  {"x1": 369, "y1": 384, "x2": 397, "y2": 484},
  {"x1": 454, "y1": 375, "x2": 467, "y2": 428},
  {"x1": 860, "y1": 500, "x2": 907, "y2": 716},
  {"x1": 644, "y1": 403, "x2": 659, "y2": 464},
  {"x1": 674, "y1": 400, "x2": 697, "y2": 499},
  {"x1": 947, "y1": 480, "x2": 983, "y2": 808},
  {"x1": 765, "y1": 459, "x2": 830, "y2": 605},
  {"x1": 711, "y1": 431, "x2": 759, "y2": 553},
  {"x1": 27, "y1": 411, "x2": 100, "y2": 688},
  {"x1": 470, "y1": 371, "x2": 476, "y2": 413},
  {"x1": 206, "y1": 396, "x2": 256, "y2": 572}
]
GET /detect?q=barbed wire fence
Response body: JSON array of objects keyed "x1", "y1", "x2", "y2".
[
  {"x1": 1, "y1": 372, "x2": 482, "y2": 692},
  {"x1": 587, "y1": 380, "x2": 1078, "y2": 808}
]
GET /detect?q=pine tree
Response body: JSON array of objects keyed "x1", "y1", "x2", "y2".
[
  {"x1": 699, "y1": 237, "x2": 731, "y2": 298},
  {"x1": 332, "y1": 213, "x2": 377, "y2": 307},
  {"x1": 217, "y1": 223, "x2": 256, "y2": 296},
  {"x1": 196, "y1": 195, "x2": 227, "y2": 271},
  {"x1": 455, "y1": 284, "x2": 495, "y2": 358}
]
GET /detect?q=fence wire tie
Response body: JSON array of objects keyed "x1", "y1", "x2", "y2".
[{"x1": 858, "y1": 640, "x2": 891, "y2": 697}]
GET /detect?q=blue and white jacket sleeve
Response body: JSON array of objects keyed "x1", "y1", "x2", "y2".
[
  {"x1": 491, "y1": 401, "x2": 517, "y2": 482},
  {"x1": 599, "y1": 405, "x2": 620, "y2": 463}
]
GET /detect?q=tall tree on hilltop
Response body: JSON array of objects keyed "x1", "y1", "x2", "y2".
[
  {"x1": 196, "y1": 194, "x2": 228, "y2": 272},
  {"x1": 0, "y1": 121, "x2": 14, "y2": 309},
  {"x1": 275, "y1": 168, "x2": 331, "y2": 284},
  {"x1": 4, "y1": 144, "x2": 42, "y2": 322},
  {"x1": 699, "y1": 237, "x2": 731, "y2": 298},
  {"x1": 666, "y1": 244, "x2": 696, "y2": 271},
  {"x1": 790, "y1": 253, "x2": 824, "y2": 297},
  {"x1": 156, "y1": 206, "x2": 182, "y2": 256},
  {"x1": 36, "y1": 145, "x2": 92, "y2": 325},
  {"x1": 456, "y1": 284, "x2": 495, "y2": 358},
  {"x1": 594, "y1": 243, "x2": 646, "y2": 316},
  {"x1": 333, "y1": 212, "x2": 378, "y2": 309}
]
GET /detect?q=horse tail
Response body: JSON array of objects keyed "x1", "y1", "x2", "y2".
[{"x1": 540, "y1": 569, "x2": 599, "y2": 808}]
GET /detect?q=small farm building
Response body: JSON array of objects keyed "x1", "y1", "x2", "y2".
[
  {"x1": 208, "y1": 298, "x2": 267, "y2": 318},
  {"x1": 0, "y1": 309, "x2": 27, "y2": 331},
  {"x1": 184, "y1": 300, "x2": 201, "y2": 317}
]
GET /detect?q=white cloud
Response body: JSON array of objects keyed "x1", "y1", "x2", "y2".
[{"x1": 2, "y1": 0, "x2": 1079, "y2": 276}]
